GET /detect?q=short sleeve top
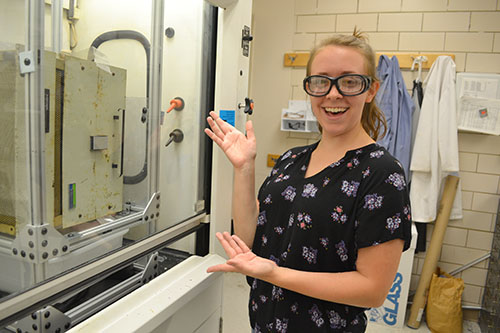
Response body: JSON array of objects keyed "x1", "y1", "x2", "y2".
[{"x1": 248, "y1": 142, "x2": 412, "y2": 333}]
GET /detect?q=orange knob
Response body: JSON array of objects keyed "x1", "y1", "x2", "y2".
[{"x1": 166, "y1": 97, "x2": 184, "y2": 113}]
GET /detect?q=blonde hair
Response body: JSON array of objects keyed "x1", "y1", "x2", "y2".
[{"x1": 306, "y1": 29, "x2": 386, "y2": 141}]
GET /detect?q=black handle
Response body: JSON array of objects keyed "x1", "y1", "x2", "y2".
[
  {"x1": 165, "y1": 129, "x2": 184, "y2": 147},
  {"x1": 244, "y1": 97, "x2": 254, "y2": 115}
]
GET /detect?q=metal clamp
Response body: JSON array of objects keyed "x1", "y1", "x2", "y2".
[{"x1": 11, "y1": 224, "x2": 70, "y2": 264}]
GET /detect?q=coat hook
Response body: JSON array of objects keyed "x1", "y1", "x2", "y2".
[{"x1": 411, "y1": 56, "x2": 428, "y2": 83}]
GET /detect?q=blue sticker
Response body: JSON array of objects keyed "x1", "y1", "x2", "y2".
[{"x1": 219, "y1": 110, "x2": 235, "y2": 127}]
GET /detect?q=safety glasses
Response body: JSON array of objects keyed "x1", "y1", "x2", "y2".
[{"x1": 303, "y1": 74, "x2": 372, "y2": 97}]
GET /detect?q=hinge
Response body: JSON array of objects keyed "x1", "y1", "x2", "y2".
[{"x1": 241, "y1": 25, "x2": 253, "y2": 57}]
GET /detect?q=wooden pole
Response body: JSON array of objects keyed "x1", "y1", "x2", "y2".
[{"x1": 407, "y1": 175, "x2": 460, "y2": 329}]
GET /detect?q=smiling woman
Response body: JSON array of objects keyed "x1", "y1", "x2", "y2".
[
  {"x1": 205, "y1": 29, "x2": 412, "y2": 333},
  {"x1": 304, "y1": 31, "x2": 386, "y2": 144}
]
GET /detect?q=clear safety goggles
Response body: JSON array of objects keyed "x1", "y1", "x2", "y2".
[{"x1": 303, "y1": 74, "x2": 372, "y2": 97}]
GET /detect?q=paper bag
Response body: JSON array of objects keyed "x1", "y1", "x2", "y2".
[{"x1": 426, "y1": 267, "x2": 464, "y2": 333}]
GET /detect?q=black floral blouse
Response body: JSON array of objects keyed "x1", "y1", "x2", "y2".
[{"x1": 248, "y1": 142, "x2": 412, "y2": 333}]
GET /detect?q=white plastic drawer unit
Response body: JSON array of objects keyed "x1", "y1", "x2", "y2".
[{"x1": 0, "y1": 0, "x2": 252, "y2": 331}]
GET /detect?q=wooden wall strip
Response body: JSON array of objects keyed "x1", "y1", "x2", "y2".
[
  {"x1": 284, "y1": 52, "x2": 455, "y2": 69},
  {"x1": 284, "y1": 53, "x2": 310, "y2": 67}
]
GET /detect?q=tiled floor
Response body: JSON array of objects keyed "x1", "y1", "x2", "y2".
[{"x1": 222, "y1": 272, "x2": 482, "y2": 333}]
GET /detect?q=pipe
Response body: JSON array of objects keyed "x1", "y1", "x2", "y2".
[{"x1": 90, "y1": 30, "x2": 151, "y2": 184}]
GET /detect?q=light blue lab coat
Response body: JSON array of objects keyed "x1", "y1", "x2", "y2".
[{"x1": 375, "y1": 55, "x2": 414, "y2": 179}]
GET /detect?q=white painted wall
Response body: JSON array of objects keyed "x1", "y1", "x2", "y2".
[{"x1": 0, "y1": 0, "x2": 71, "y2": 50}]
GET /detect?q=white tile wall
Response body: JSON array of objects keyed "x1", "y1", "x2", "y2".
[
  {"x1": 423, "y1": 12, "x2": 470, "y2": 32},
  {"x1": 317, "y1": 0, "x2": 357, "y2": 14},
  {"x1": 378, "y1": 13, "x2": 423, "y2": 32},
  {"x1": 399, "y1": 32, "x2": 445, "y2": 51},
  {"x1": 445, "y1": 33, "x2": 494, "y2": 52},
  {"x1": 315, "y1": 33, "x2": 334, "y2": 46},
  {"x1": 470, "y1": 12, "x2": 500, "y2": 32},
  {"x1": 466, "y1": 53, "x2": 500, "y2": 72},
  {"x1": 460, "y1": 171, "x2": 499, "y2": 194},
  {"x1": 461, "y1": 191, "x2": 474, "y2": 210},
  {"x1": 437, "y1": 261, "x2": 464, "y2": 273},
  {"x1": 366, "y1": 32, "x2": 399, "y2": 51},
  {"x1": 462, "y1": 284, "x2": 483, "y2": 304},
  {"x1": 453, "y1": 52, "x2": 467, "y2": 71},
  {"x1": 477, "y1": 154, "x2": 500, "y2": 174},
  {"x1": 443, "y1": 226, "x2": 468, "y2": 246},
  {"x1": 448, "y1": 0, "x2": 497, "y2": 11},
  {"x1": 467, "y1": 230, "x2": 494, "y2": 250},
  {"x1": 358, "y1": 0, "x2": 401, "y2": 13},
  {"x1": 461, "y1": 267, "x2": 488, "y2": 287},
  {"x1": 458, "y1": 133, "x2": 500, "y2": 154},
  {"x1": 401, "y1": 0, "x2": 448, "y2": 12},
  {"x1": 459, "y1": 152, "x2": 478, "y2": 172},
  {"x1": 297, "y1": 15, "x2": 336, "y2": 33},
  {"x1": 453, "y1": 210, "x2": 494, "y2": 231},
  {"x1": 494, "y1": 33, "x2": 500, "y2": 52},
  {"x1": 336, "y1": 13, "x2": 378, "y2": 32},
  {"x1": 440, "y1": 245, "x2": 490, "y2": 265},
  {"x1": 472, "y1": 193, "x2": 500, "y2": 213},
  {"x1": 292, "y1": 33, "x2": 315, "y2": 51},
  {"x1": 294, "y1": 0, "x2": 317, "y2": 15}
]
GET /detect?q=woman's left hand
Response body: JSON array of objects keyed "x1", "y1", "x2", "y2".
[{"x1": 207, "y1": 232, "x2": 277, "y2": 279}]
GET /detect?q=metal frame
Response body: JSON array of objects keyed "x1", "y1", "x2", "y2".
[
  {"x1": 0, "y1": 0, "x2": 187, "y2": 328},
  {"x1": 26, "y1": 0, "x2": 46, "y2": 230},
  {"x1": 63, "y1": 252, "x2": 161, "y2": 327},
  {"x1": 68, "y1": 192, "x2": 161, "y2": 245},
  {"x1": 51, "y1": 0, "x2": 63, "y2": 53},
  {"x1": 24, "y1": 0, "x2": 47, "y2": 285},
  {"x1": 6, "y1": 191, "x2": 162, "y2": 264},
  {"x1": 147, "y1": 0, "x2": 164, "y2": 200},
  {"x1": 10, "y1": 250, "x2": 161, "y2": 333},
  {"x1": 0, "y1": 213, "x2": 205, "y2": 328}
]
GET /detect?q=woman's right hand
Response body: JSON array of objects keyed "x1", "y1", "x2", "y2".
[{"x1": 204, "y1": 111, "x2": 256, "y2": 169}]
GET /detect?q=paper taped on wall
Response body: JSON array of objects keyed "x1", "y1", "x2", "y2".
[
  {"x1": 456, "y1": 73, "x2": 500, "y2": 136},
  {"x1": 458, "y1": 96, "x2": 500, "y2": 135}
]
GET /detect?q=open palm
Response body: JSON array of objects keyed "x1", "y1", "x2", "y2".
[
  {"x1": 205, "y1": 111, "x2": 256, "y2": 169},
  {"x1": 207, "y1": 232, "x2": 277, "y2": 279}
]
